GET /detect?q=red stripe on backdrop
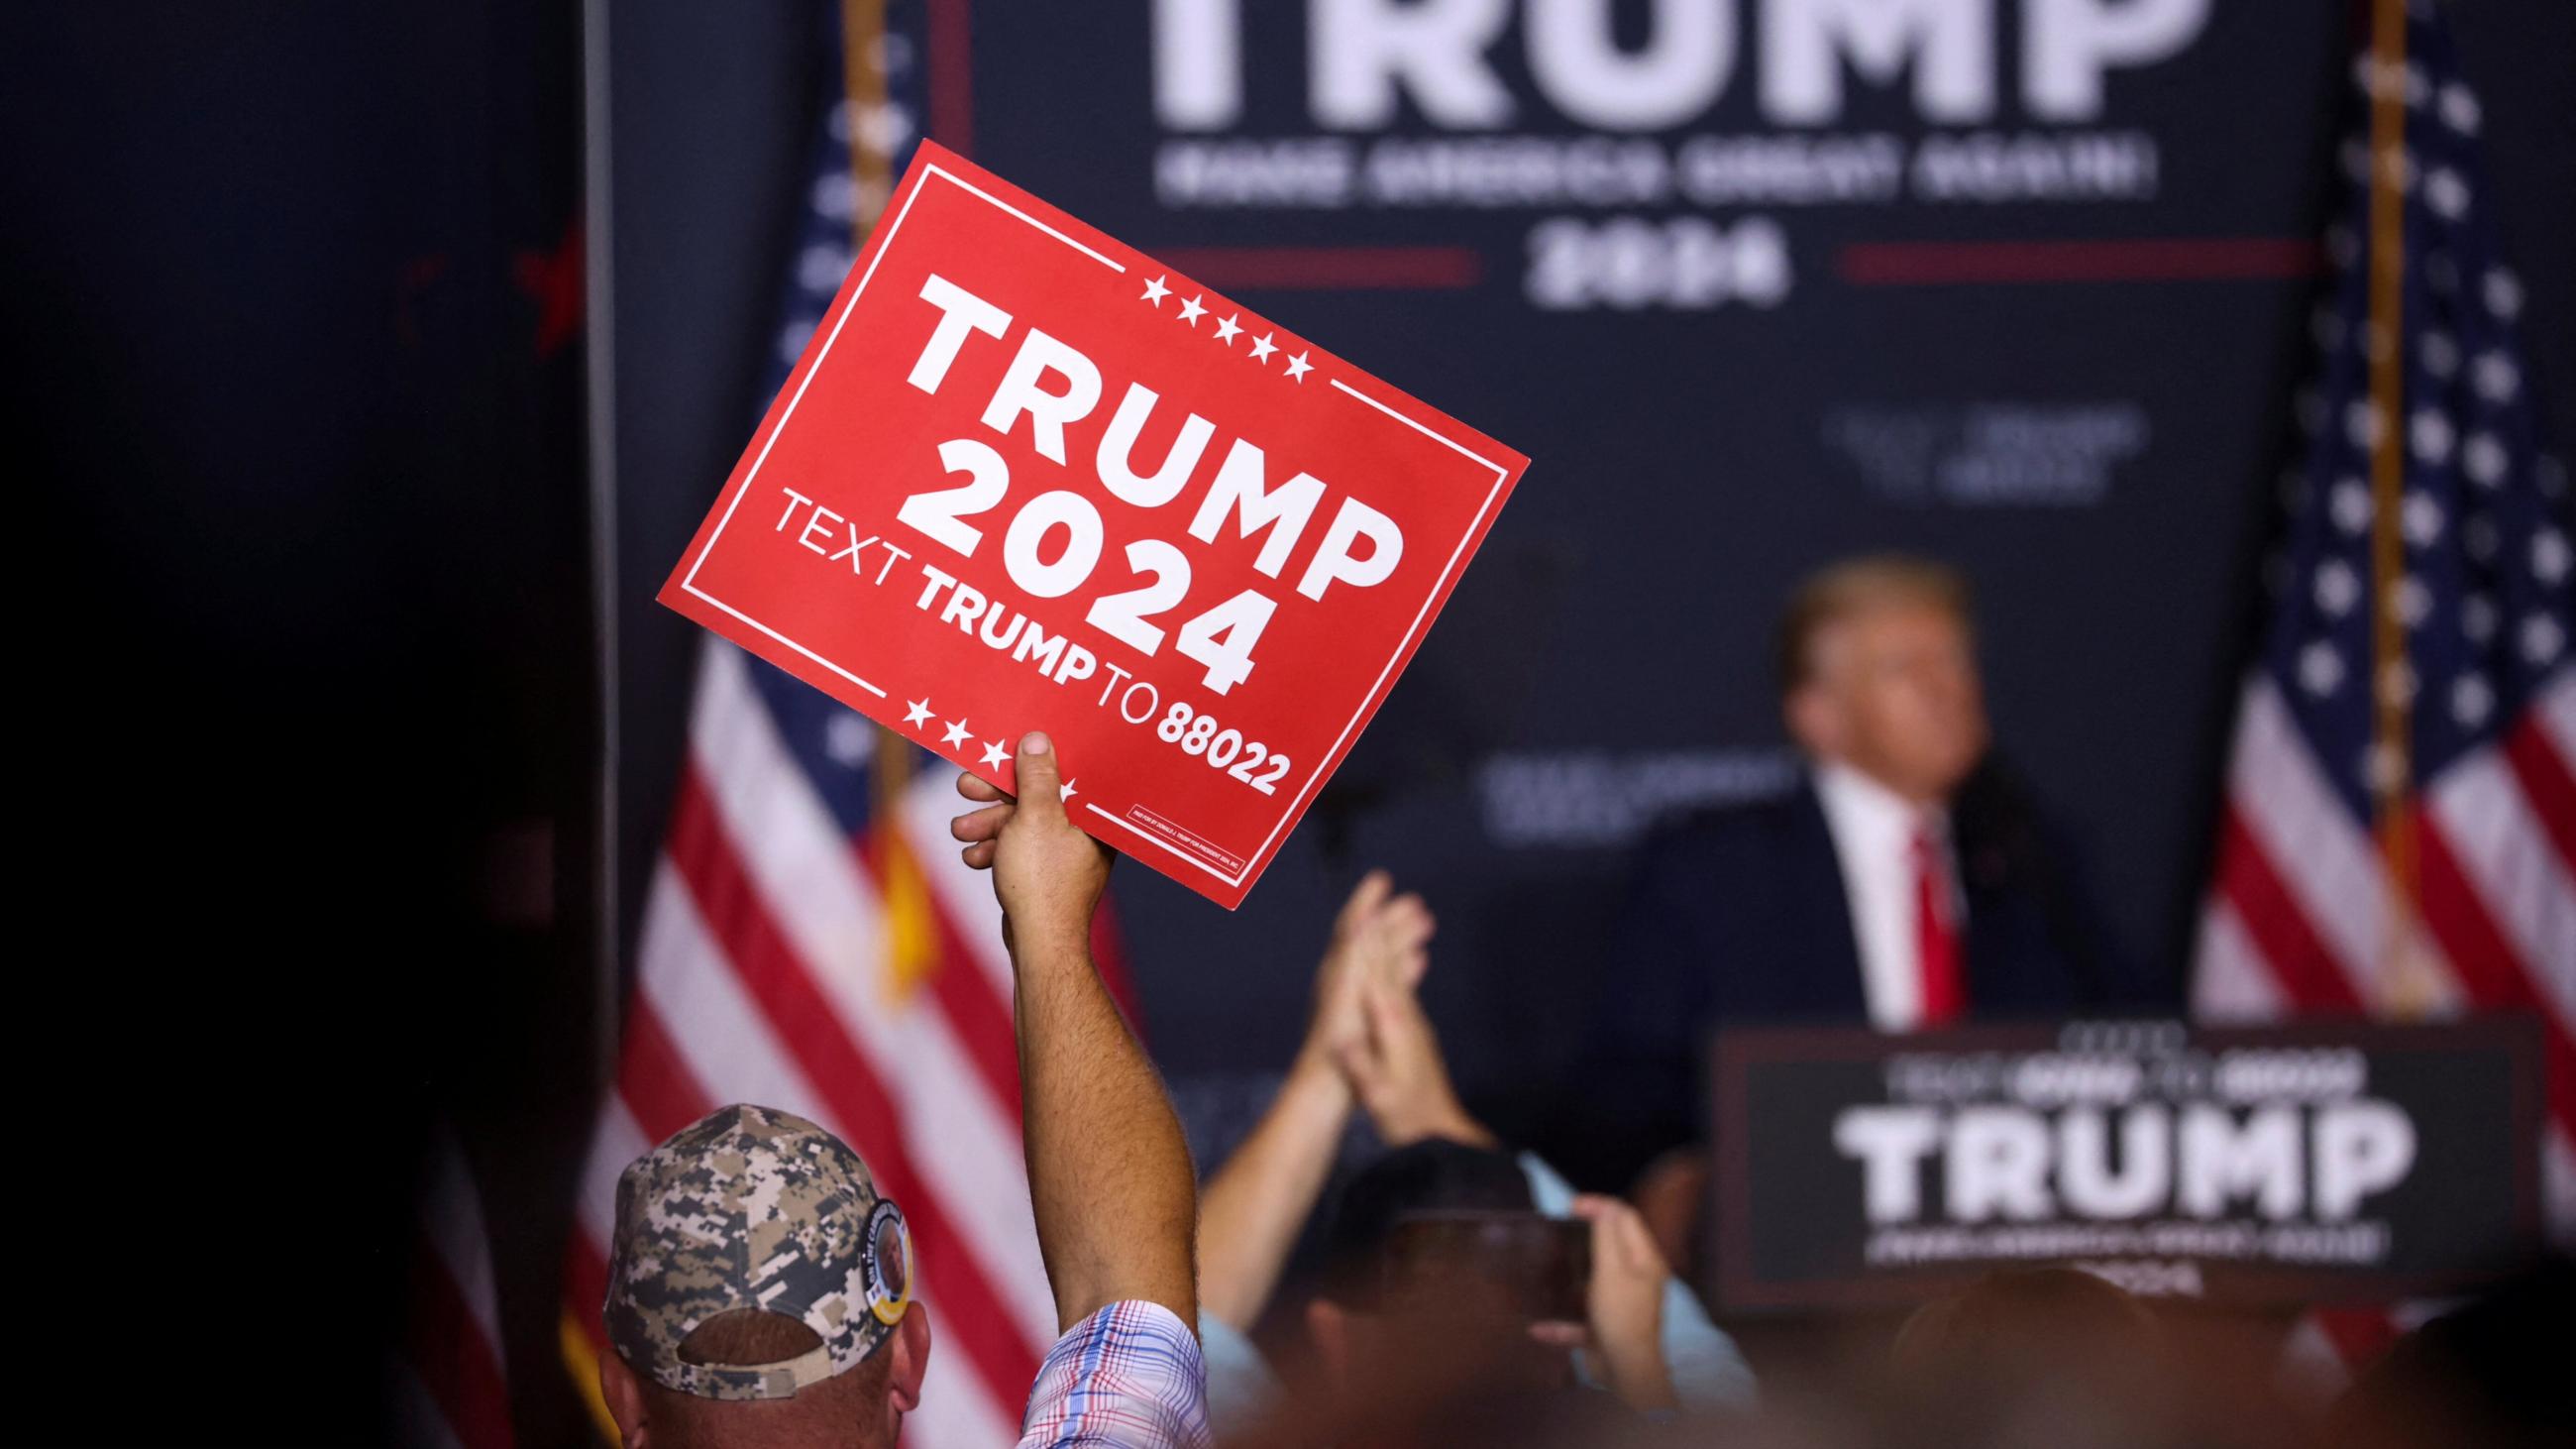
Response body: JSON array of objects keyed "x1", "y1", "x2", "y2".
[
  {"x1": 1148, "y1": 246, "x2": 1484, "y2": 290},
  {"x1": 2415, "y1": 814, "x2": 2576, "y2": 1140},
  {"x1": 408, "y1": 1228, "x2": 517, "y2": 1449},
  {"x1": 2215, "y1": 806, "x2": 2368, "y2": 1013},
  {"x1": 1839, "y1": 237, "x2": 2320, "y2": 285},
  {"x1": 858, "y1": 832, "x2": 1022, "y2": 1119},
  {"x1": 664, "y1": 768, "x2": 1042, "y2": 1405},
  {"x1": 2502, "y1": 717, "x2": 2576, "y2": 883},
  {"x1": 617, "y1": 998, "x2": 718, "y2": 1143}
]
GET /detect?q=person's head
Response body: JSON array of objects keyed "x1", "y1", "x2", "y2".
[
  {"x1": 1777, "y1": 555, "x2": 1988, "y2": 804},
  {"x1": 1890, "y1": 1266, "x2": 2160, "y2": 1382},
  {"x1": 596, "y1": 1104, "x2": 932, "y2": 1449},
  {"x1": 1884, "y1": 1267, "x2": 2173, "y2": 1449},
  {"x1": 1306, "y1": 1140, "x2": 1565, "y2": 1407}
]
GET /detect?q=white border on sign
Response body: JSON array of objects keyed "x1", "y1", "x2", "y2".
[
  {"x1": 674, "y1": 164, "x2": 1513, "y2": 889},
  {"x1": 1086, "y1": 803, "x2": 1238, "y2": 885}
]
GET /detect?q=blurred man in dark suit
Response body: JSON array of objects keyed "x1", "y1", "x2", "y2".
[{"x1": 1580, "y1": 556, "x2": 2153, "y2": 1199}]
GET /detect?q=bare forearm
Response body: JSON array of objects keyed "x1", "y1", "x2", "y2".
[
  {"x1": 1013, "y1": 927, "x2": 1199, "y2": 1334},
  {"x1": 1198, "y1": 1053, "x2": 1350, "y2": 1328}
]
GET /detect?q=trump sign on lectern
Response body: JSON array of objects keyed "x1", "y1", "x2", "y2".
[
  {"x1": 1707, "y1": 1020, "x2": 2542, "y2": 1311},
  {"x1": 662, "y1": 144, "x2": 1527, "y2": 908}
]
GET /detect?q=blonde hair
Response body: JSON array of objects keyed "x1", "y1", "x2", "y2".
[{"x1": 1775, "y1": 554, "x2": 1973, "y2": 694}]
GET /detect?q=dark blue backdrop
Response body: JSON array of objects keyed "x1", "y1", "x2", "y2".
[{"x1": 607, "y1": 1, "x2": 2576, "y2": 1167}]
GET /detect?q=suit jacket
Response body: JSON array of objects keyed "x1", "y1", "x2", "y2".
[{"x1": 1573, "y1": 756, "x2": 2158, "y2": 1189}]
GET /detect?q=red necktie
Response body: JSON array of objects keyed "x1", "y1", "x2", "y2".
[{"x1": 1912, "y1": 826, "x2": 1964, "y2": 1027}]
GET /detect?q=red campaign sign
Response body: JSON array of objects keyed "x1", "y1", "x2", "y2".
[{"x1": 661, "y1": 144, "x2": 1527, "y2": 908}]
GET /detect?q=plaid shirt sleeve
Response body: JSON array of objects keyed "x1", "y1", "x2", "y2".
[{"x1": 1018, "y1": 1301, "x2": 1213, "y2": 1449}]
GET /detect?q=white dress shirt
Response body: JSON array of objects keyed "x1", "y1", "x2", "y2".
[{"x1": 1812, "y1": 761, "x2": 1964, "y2": 1032}]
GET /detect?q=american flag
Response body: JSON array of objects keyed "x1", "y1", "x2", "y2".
[
  {"x1": 398, "y1": 1125, "x2": 515, "y2": 1449},
  {"x1": 559, "y1": 7, "x2": 1141, "y2": 1443},
  {"x1": 2193, "y1": 0, "x2": 2574, "y2": 1281}
]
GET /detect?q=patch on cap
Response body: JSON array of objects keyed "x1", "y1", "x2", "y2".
[{"x1": 603, "y1": 1104, "x2": 912, "y2": 1399}]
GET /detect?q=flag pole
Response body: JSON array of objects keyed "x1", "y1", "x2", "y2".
[
  {"x1": 2363, "y1": 0, "x2": 2426, "y2": 1017},
  {"x1": 844, "y1": 0, "x2": 943, "y2": 997},
  {"x1": 843, "y1": 0, "x2": 892, "y2": 231}
]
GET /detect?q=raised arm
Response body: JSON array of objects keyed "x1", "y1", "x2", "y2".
[
  {"x1": 952, "y1": 732, "x2": 1197, "y2": 1334},
  {"x1": 1198, "y1": 872, "x2": 1435, "y2": 1329},
  {"x1": 1338, "y1": 971, "x2": 1494, "y2": 1151}
]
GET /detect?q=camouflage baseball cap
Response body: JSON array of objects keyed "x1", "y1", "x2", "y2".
[{"x1": 605, "y1": 1104, "x2": 912, "y2": 1400}]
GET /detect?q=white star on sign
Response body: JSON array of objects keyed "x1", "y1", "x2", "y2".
[
  {"x1": 1214, "y1": 313, "x2": 1241, "y2": 343},
  {"x1": 905, "y1": 698, "x2": 934, "y2": 726},
  {"x1": 1177, "y1": 294, "x2": 1206, "y2": 325},
  {"x1": 941, "y1": 718, "x2": 971, "y2": 747},
  {"x1": 1248, "y1": 332, "x2": 1276, "y2": 362},
  {"x1": 1060, "y1": 779, "x2": 1079, "y2": 802},
  {"x1": 1284, "y1": 350, "x2": 1312, "y2": 382},
  {"x1": 980, "y1": 738, "x2": 1011, "y2": 770},
  {"x1": 1141, "y1": 275, "x2": 1170, "y2": 305}
]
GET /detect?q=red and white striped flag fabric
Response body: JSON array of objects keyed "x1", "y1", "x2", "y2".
[
  {"x1": 2193, "y1": 0, "x2": 2574, "y2": 1249},
  {"x1": 2195, "y1": 0, "x2": 2575, "y2": 1381},
  {"x1": 398, "y1": 1124, "x2": 515, "y2": 1449}
]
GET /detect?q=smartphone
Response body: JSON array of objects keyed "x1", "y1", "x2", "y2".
[{"x1": 1381, "y1": 1210, "x2": 1592, "y2": 1323}]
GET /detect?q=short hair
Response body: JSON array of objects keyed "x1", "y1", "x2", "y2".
[
  {"x1": 1884, "y1": 1269, "x2": 2171, "y2": 1446},
  {"x1": 1317, "y1": 1139, "x2": 1534, "y2": 1306},
  {"x1": 1774, "y1": 554, "x2": 1974, "y2": 695},
  {"x1": 1890, "y1": 1266, "x2": 2160, "y2": 1381}
]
